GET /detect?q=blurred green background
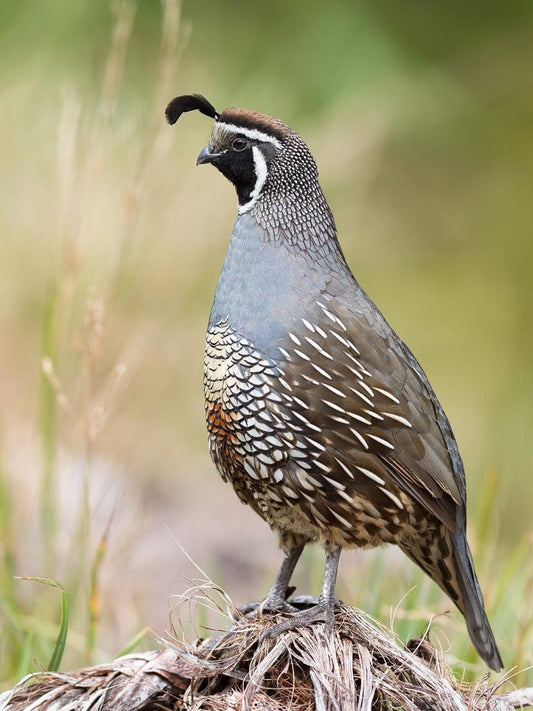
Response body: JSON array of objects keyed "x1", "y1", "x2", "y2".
[{"x1": 0, "y1": 0, "x2": 531, "y2": 686}]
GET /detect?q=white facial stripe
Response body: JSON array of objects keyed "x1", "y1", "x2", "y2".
[
  {"x1": 238, "y1": 146, "x2": 268, "y2": 214},
  {"x1": 217, "y1": 121, "x2": 282, "y2": 149}
]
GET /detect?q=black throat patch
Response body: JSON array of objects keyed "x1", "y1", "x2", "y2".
[{"x1": 213, "y1": 148, "x2": 258, "y2": 207}]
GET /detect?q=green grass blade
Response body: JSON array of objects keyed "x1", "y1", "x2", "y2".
[
  {"x1": 115, "y1": 627, "x2": 150, "y2": 658},
  {"x1": 48, "y1": 586, "x2": 69, "y2": 672},
  {"x1": 17, "y1": 577, "x2": 69, "y2": 672},
  {"x1": 86, "y1": 520, "x2": 112, "y2": 664}
]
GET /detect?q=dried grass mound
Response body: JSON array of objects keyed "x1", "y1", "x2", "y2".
[{"x1": 1, "y1": 601, "x2": 531, "y2": 711}]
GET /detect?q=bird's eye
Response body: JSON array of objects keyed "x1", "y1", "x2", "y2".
[{"x1": 232, "y1": 137, "x2": 248, "y2": 152}]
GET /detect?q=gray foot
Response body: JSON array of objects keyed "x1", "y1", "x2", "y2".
[
  {"x1": 240, "y1": 590, "x2": 298, "y2": 616},
  {"x1": 260, "y1": 596, "x2": 336, "y2": 641}
]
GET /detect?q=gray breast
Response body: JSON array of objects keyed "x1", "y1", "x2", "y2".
[{"x1": 209, "y1": 213, "x2": 347, "y2": 355}]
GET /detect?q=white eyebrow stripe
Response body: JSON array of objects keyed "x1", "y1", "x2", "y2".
[
  {"x1": 238, "y1": 146, "x2": 268, "y2": 214},
  {"x1": 216, "y1": 121, "x2": 282, "y2": 149}
]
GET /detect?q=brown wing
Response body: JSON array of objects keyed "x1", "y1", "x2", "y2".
[{"x1": 269, "y1": 295, "x2": 464, "y2": 532}]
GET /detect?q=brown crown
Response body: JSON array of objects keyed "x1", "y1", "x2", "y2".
[{"x1": 218, "y1": 108, "x2": 291, "y2": 142}]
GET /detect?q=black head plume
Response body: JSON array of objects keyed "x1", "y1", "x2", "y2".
[{"x1": 165, "y1": 94, "x2": 219, "y2": 125}]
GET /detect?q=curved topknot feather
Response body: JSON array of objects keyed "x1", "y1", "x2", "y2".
[{"x1": 165, "y1": 94, "x2": 219, "y2": 125}]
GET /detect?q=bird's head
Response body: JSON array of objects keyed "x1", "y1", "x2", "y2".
[{"x1": 166, "y1": 94, "x2": 318, "y2": 215}]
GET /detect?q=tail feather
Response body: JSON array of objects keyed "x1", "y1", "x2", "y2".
[
  {"x1": 402, "y1": 529, "x2": 503, "y2": 671},
  {"x1": 450, "y1": 532, "x2": 503, "y2": 672}
]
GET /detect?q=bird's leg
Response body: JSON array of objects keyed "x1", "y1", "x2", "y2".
[
  {"x1": 319, "y1": 545, "x2": 342, "y2": 632},
  {"x1": 261, "y1": 546, "x2": 342, "y2": 639},
  {"x1": 261, "y1": 543, "x2": 305, "y2": 612},
  {"x1": 240, "y1": 543, "x2": 304, "y2": 615}
]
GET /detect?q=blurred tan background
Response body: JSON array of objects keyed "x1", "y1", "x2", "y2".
[{"x1": 0, "y1": 0, "x2": 531, "y2": 669}]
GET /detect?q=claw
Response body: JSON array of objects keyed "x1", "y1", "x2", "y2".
[
  {"x1": 261, "y1": 594, "x2": 300, "y2": 615},
  {"x1": 240, "y1": 593, "x2": 298, "y2": 617},
  {"x1": 259, "y1": 597, "x2": 336, "y2": 641},
  {"x1": 239, "y1": 600, "x2": 263, "y2": 615}
]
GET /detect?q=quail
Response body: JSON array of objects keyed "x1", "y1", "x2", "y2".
[{"x1": 166, "y1": 94, "x2": 503, "y2": 671}]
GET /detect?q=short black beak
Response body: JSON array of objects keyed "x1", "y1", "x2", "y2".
[{"x1": 196, "y1": 145, "x2": 218, "y2": 165}]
